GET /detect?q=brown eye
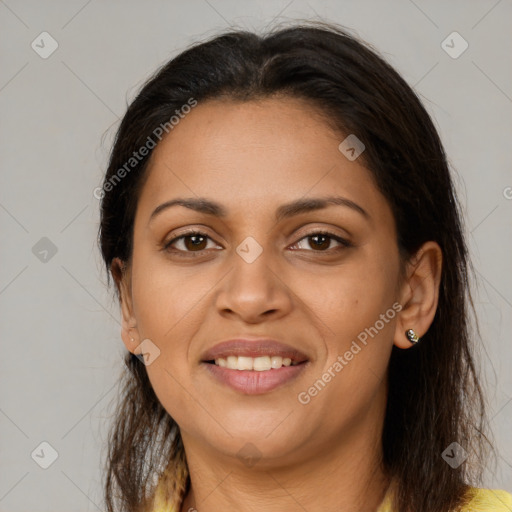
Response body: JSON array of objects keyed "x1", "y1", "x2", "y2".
[
  {"x1": 290, "y1": 231, "x2": 351, "y2": 252},
  {"x1": 164, "y1": 231, "x2": 220, "y2": 254},
  {"x1": 182, "y1": 234, "x2": 208, "y2": 251},
  {"x1": 307, "y1": 234, "x2": 331, "y2": 250}
]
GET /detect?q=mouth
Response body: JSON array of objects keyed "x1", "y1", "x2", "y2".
[{"x1": 200, "y1": 338, "x2": 310, "y2": 394}]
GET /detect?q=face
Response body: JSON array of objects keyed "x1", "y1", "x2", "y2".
[{"x1": 118, "y1": 96, "x2": 406, "y2": 467}]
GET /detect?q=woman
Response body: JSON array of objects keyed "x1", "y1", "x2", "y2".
[{"x1": 98, "y1": 22, "x2": 512, "y2": 512}]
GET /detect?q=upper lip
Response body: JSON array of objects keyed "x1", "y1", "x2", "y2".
[{"x1": 201, "y1": 338, "x2": 310, "y2": 363}]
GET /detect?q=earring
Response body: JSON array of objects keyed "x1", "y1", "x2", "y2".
[{"x1": 405, "y1": 329, "x2": 420, "y2": 344}]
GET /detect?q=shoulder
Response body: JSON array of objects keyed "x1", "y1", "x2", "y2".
[
  {"x1": 377, "y1": 486, "x2": 512, "y2": 512},
  {"x1": 463, "y1": 487, "x2": 512, "y2": 511},
  {"x1": 153, "y1": 484, "x2": 512, "y2": 512}
]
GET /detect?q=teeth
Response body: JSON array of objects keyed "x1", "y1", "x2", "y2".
[
  {"x1": 226, "y1": 356, "x2": 238, "y2": 369},
  {"x1": 271, "y1": 356, "x2": 283, "y2": 369},
  {"x1": 214, "y1": 355, "x2": 299, "y2": 370},
  {"x1": 254, "y1": 356, "x2": 272, "y2": 371},
  {"x1": 238, "y1": 356, "x2": 253, "y2": 370}
]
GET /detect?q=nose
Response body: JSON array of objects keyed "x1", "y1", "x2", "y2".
[{"x1": 214, "y1": 243, "x2": 293, "y2": 324}]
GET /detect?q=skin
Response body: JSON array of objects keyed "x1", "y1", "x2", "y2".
[{"x1": 113, "y1": 96, "x2": 442, "y2": 512}]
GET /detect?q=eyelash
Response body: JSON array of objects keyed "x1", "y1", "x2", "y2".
[{"x1": 162, "y1": 229, "x2": 352, "y2": 257}]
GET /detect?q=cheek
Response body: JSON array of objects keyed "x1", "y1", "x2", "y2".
[
  {"x1": 303, "y1": 270, "x2": 396, "y2": 426},
  {"x1": 129, "y1": 260, "x2": 210, "y2": 425},
  {"x1": 130, "y1": 249, "x2": 209, "y2": 342},
  {"x1": 317, "y1": 252, "x2": 399, "y2": 343},
  {"x1": 310, "y1": 249, "x2": 398, "y2": 410},
  {"x1": 128, "y1": 255, "x2": 211, "y2": 408}
]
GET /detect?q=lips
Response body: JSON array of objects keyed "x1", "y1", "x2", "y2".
[
  {"x1": 200, "y1": 338, "x2": 309, "y2": 364},
  {"x1": 200, "y1": 338, "x2": 311, "y2": 394}
]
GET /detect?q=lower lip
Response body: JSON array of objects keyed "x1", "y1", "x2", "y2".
[{"x1": 203, "y1": 362, "x2": 308, "y2": 395}]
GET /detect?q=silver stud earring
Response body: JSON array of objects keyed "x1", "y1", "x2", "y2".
[{"x1": 405, "y1": 329, "x2": 420, "y2": 344}]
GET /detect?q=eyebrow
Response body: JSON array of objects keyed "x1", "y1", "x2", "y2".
[{"x1": 148, "y1": 195, "x2": 369, "y2": 224}]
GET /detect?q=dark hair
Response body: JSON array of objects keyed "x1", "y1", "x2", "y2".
[{"x1": 99, "y1": 21, "x2": 494, "y2": 512}]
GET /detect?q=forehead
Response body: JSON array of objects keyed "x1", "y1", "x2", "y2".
[{"x1": 135, "y1": 97, "x2": 389, "y2": 224}]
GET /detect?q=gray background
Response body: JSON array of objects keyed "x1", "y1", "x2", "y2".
[{"x1": 0, "y1": 1, "x2": 511, "y2": 510}]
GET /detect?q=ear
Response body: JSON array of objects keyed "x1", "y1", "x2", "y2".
[
  {"x1": 394, "y1": 241, "x2": 443, "y2": 349},
  {"x1": 111, "y1": 257, "x2": 141, "y2": 355}
]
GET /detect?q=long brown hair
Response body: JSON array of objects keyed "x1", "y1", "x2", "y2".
[{"x1": 98, "y1": 22, "x2": 495, "y2": 512}]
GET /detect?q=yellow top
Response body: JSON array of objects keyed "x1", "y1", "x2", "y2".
[
  {"x1": 377, "y1": 487, "x2": 512, "y2": 512},
  {"x1": 152, "y1": 485, "x2": 512, "y2": 512}
]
